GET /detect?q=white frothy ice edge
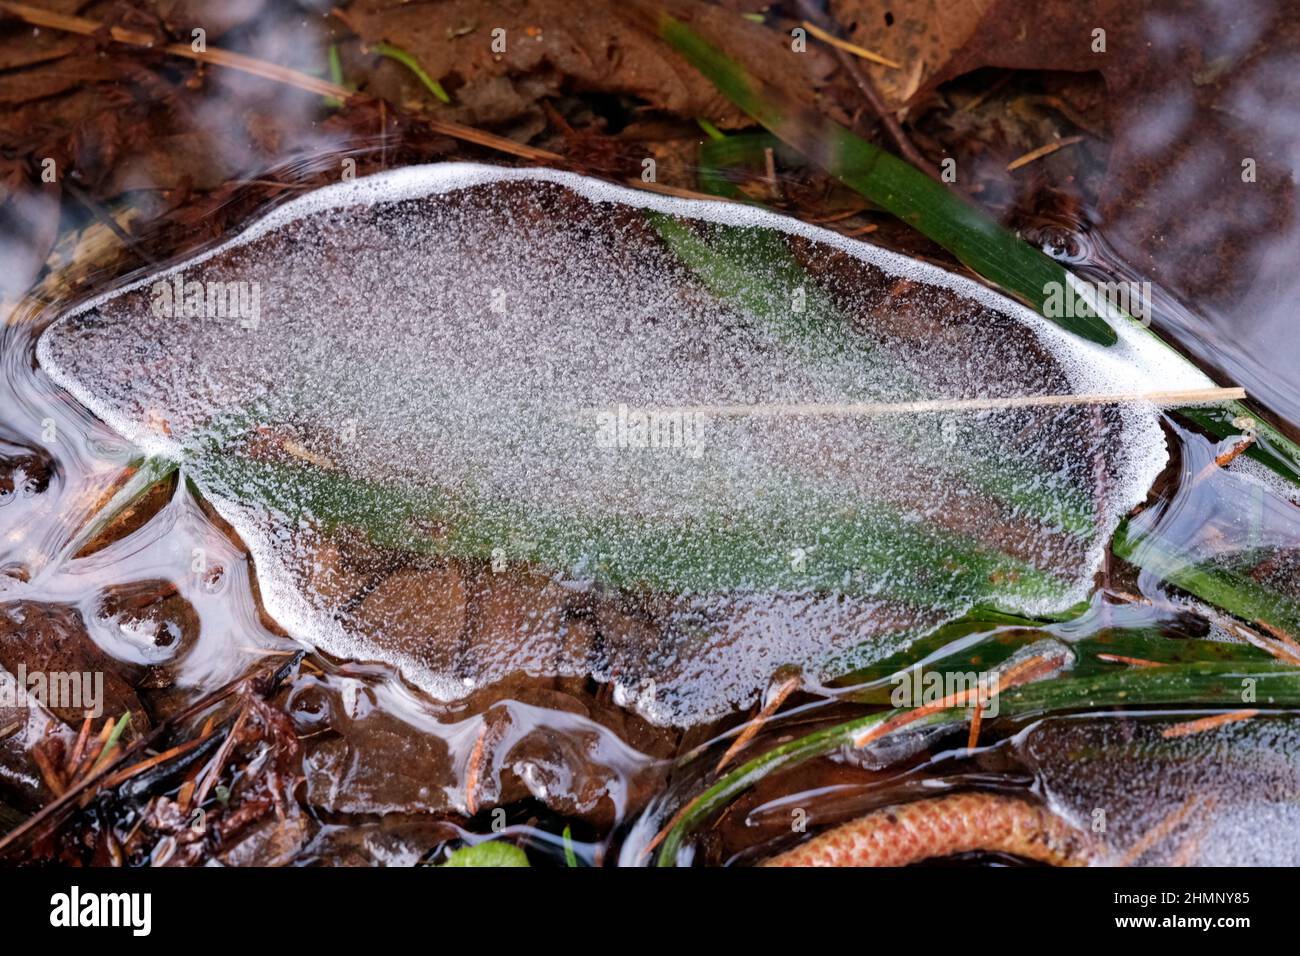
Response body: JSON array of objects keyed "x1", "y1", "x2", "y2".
[{"x1": 37, "y1": 162, "x2": 1216, "y2": 723}]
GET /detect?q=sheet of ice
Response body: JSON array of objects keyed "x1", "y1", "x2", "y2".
[
  {"x1": 1021, "y1": 715, "x2": 1300, "y2": 865},
  {"x1": 37, "y1": 164, "x2": 1212, "y2": 724}
]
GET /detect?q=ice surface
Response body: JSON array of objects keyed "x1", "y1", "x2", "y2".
[
  {"x1": 1021, "y1": 716, "x2": 1300, "y2": 865},
  {"x1": 38, "y1": 164, "x2": 1213, "y2": 724}
]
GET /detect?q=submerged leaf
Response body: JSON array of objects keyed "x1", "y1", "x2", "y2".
[{"x1": 38, "y1": 165, "x2": 1211, "y2": 724}]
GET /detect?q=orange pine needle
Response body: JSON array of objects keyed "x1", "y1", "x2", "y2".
[
  {"x1": 1161, "y1": 709, "x2": 1258, "y2": 739},
  {"x1": 1214, "y1": 435, "x2": 1256, "y2": 467},
  {"x1": 1096, "y1": 653, "x2": 1164, "y2": 668},
  {"x1": 66, "y1": 714, "x2": 94, "y2": 775},
  {"x1": 1257, "y1": 619, "x2": 1300, "y2": 657},
  {"x1": 31, "y1": 744, "x2": 66, "y2": 796},
  {"x1": 464, "y1": 721, "x2": 489, "y2": 816},
  {"x1": 715, "y1": 673, "x2": 802, "y2": 773},
  {"x1": 1118, "y1": 794, "x2": 1216, "y2": 866},
  {"x1": 966, "y1": 701, "x2": 984, "y2": 750}
]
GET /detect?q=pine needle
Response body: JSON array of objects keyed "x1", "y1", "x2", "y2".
[
  {"x1": 1007, "y1": 135, "x2": 1085, "y2": 172},
  {"x1": 800, "y1": 19, "x2": 901, "y2": 69},
  {"x1": 1161, "y1": 709, "x2": 1258, "y2": 739},
  {"x1": 585, "y1": 387, "x2": 1246, "y2": 422}
]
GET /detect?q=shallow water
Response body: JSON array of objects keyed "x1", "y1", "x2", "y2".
[{"x1": 3, "y1": 1, "x2": 1300, "y2": 866}]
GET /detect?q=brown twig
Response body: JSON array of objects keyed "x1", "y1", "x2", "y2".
[{"x1": 1216, "y1": 436, "x2": 1256, "y2": 468}]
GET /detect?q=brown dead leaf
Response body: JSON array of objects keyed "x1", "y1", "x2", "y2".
[
  {"x1": 0, "y1": 601, "x2": 146, "y2": 729},
  {"x1": 337, "y1": 0, "x2": 838, "y2": 130},
  {"x1": 830, "y1": 0, "x2": 995, "y2": 111}
]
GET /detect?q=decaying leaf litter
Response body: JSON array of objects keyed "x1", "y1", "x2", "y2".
[{"x1": 0, "y1": 0, "x2": 1299, "y2": 867}]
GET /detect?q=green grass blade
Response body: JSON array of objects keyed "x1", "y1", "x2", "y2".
[
  {"x1": 1114, "y1": 518, "x2": 1300, "y2": 635},
  {"x1": 371, "y1": 41, "x2": 451, "y2": 105},
  {"x1": 650, "y1": 10, "x2": 1117, "y2": 346}
]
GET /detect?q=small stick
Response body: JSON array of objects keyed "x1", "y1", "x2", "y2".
[
  {"x1": 1192, "y1": 434, "x2": 1257, "y2": 483},
  {"x1": 794, "y1": 1, "x2": 935, "y2": 178},
  {"x1": 66, "y1": 715, "x2": 94, "y2": 774},
  {"x1": 1214, "y1": 435, "x2": 1256, "y2": 468},
  {"x1": 1007, "y1": 135, "x2": 1085, "y2": 172},
  {"x1": 762, "y1": 146, "x2": 782, "y2": 202}
]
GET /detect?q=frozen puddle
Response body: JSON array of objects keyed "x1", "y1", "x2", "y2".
[{"x1": 38, "y1": 164, "x2": 1211, "y2": 724}]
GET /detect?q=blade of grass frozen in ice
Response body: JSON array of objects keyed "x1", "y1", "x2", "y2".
[
  {"x1": 650, "y1": 213, "x2": 1098, "y2": 538},
  {"x1": 834, "y1": 617, "x2": 1273, "y2": 704},
  {"x1": 197, "y1": 447, "x2": 1075, "y2": 607},
  {"x1": 1113, "y1": 518, "x2": 1300, "y2": 635}
]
